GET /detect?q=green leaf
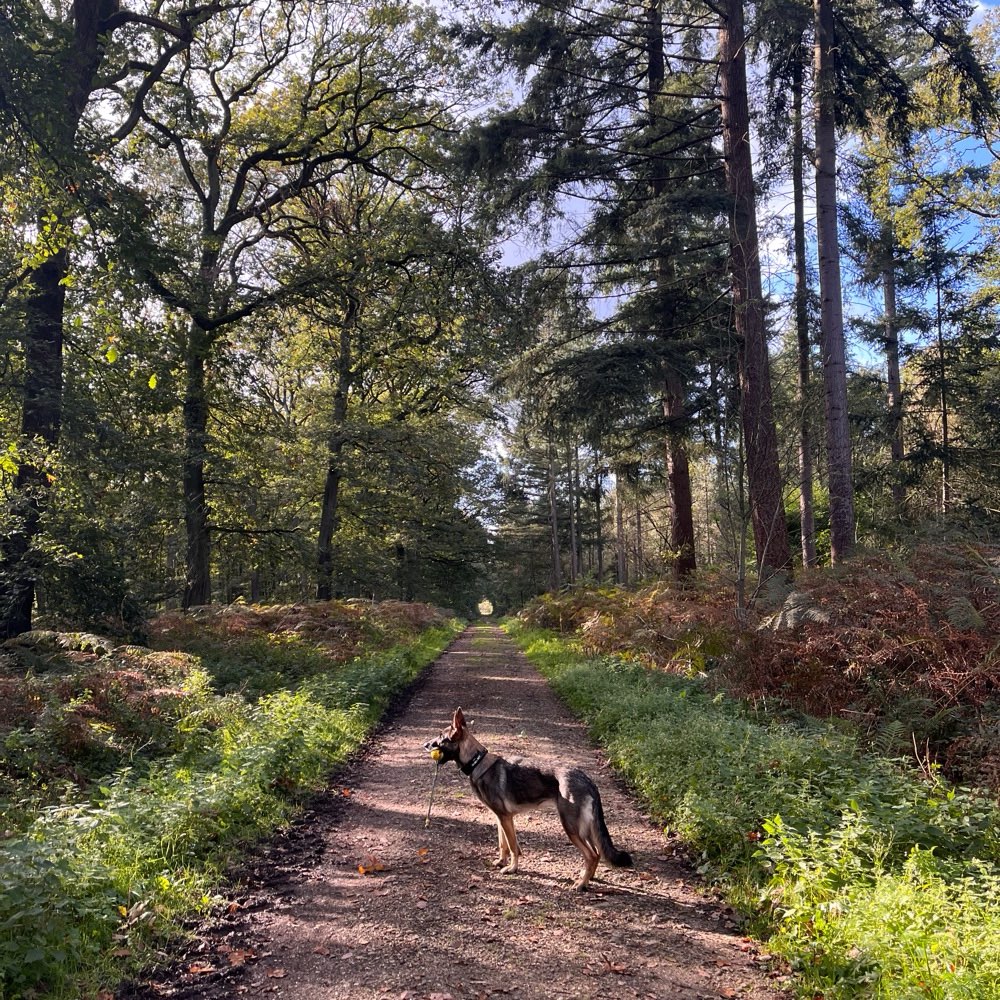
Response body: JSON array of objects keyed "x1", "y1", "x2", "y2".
[
  {"x1": 105, "y1": 345, "x2": 119, "y2": 364},
  {"x1": 148, "y1": 373, "x2": 158, "y2": 389},
  {"x1": 0, "y1": 445, "x2": 17, "y2": 476}
]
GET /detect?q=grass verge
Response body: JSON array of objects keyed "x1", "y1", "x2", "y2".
[
  {"x1": 508, "y1": 622, "x2": 1000, "y2": 999},
  {"x1": 0, "y1": 618, "x2": 461, "y2": 1000}
]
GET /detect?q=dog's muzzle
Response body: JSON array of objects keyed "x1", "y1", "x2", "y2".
[{"x1": 423, "y1": 737, "x2": 448, "y2": 763}]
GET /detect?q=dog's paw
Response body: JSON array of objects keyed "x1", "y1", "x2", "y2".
[
  {"x1": 491, "y1": 857, "x2": 508, "y2": 869},
  {"x1": 499, "y1": 863, "x2": 518, "y2": 875}
]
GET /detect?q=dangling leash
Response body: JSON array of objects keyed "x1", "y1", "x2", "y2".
[{"x1": 424, "y1": 748, "x2": 443, "y2": 828}]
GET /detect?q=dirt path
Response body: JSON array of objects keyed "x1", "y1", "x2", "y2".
[{"x1": 124, "y1": 624, "x2": 790, "y2": 1000}]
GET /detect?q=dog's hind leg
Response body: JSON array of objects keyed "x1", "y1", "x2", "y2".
[{"x1": 566, "y1": 833, "x2": 600, "y2": 890}]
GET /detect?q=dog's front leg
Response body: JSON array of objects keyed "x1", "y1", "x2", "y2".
[
  {"x1": 496, "y1": 814, "x2": 520, "y2": 875},
  {"x1": 492, "y1": 818, "x2": 510, "y2": 868}
]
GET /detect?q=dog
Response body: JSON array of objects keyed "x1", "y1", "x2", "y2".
[{"x1": 423, "y1": 707, "x2": 633, "y2": 889}]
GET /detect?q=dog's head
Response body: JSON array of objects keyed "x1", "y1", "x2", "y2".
[{"x1": 423, "y1": 707, "x2": 469, "y2": 764}]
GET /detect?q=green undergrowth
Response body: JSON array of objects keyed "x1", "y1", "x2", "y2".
[
  {"x1": 0, "y1": 618, "x2": 461, "y2": 1000},
  {"x1": 508, "y1": 622, "x2": 1000, "y2": 999}
]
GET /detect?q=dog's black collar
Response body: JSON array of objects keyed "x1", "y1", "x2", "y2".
[{"x1": 460, "y1": 748, "x2": 487, "y2": 776}]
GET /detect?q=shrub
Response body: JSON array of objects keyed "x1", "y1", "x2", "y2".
[
  {"x1": 0, "y1": 612, "x2": 461, "y2": 998},
  {"x1": 509, "y1": 623, "x2": 1000, "y2": 999},
  {"x1": 516, "y1": 550, "x2": 1000, "y2": 794}
]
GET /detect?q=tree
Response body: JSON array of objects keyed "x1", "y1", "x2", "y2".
[
  {"x1": 902, "y1": 190, "x2": 986, "y2": 514},
  {"x1": 815, "y1": 0, "x2": 991, "y2": 558},
  {"x1": 458, "y1": 0, "x2": 734, "y2": 580},
  {"x1": 719, "y1": 0, "x2": 793, "y2": 577},
  {"x1": 119, "y1": 0, "x2": 461, "y2": 606},
  {"x1": 754, "y1": 0, "x2": 818, "y2": 566},
  {"x1": 288, "y1": 169, "x2": 503, "y2": 600},
  {"x1": 841, "y1": 136, "x2": 912, "y2": 515},
  {"x1": 811, "y1": 0, "x2": 856, "y2": 562},
  {"x1": 0, "y1": 0, "x2": 251, "y2": 634}
]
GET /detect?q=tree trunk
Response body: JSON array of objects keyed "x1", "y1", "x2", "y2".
[
  {"x1": 791, "y1": 54, "x2": 818, "y2": 568},
  {"x1": 316, "y1": 453, "x2": 345, "y2": 601},
  {"x1": 594, "y1": 464, "x2": 604, "y2": 581},
  {"x1": 0, "y1": 251, "x2": 68, "y2": 637},
  {"x1": 933, "y1": 266, "x2": 951, "y2": 513},
  {"x1": 566, "y1": 440, "x2": 579, "y2": 583},
  {"x1": 317, "y1": 303, "x2": 357, "y2": 600},
  {"x1": 664, "y1": 377, "x2": 697, "y2": 579},
  {"x1": 633, "y1": 472, "x2": 644, "y2": 580},
  {"x1": 647, "y1": 0, "x2": 698, "y2": 581},
  {"x1": 395, "y1": 543, "x2": 414, "y2": 601},
  {"x1": 182, "y1": 322, "x2": 212, "y2": 608},
  {"x1": 0, "y1": 0, "x2": 116, "y2": 636},
  {"x1": 882, "y1": 229, "x2": 905, "y2": 512},
  {"x1": 548, "y1": 443, "x2": 562, "y2": 590},
  {"x1": 814, "y1": 0, "x2": 856, "y2": 561},
  {"x1": 719, "y1": 0, "x2": 793, "y2": 579},
  {"x1": 574, "y1": 444, "x2": 583, "y2": 576},
  {"x1": 614, "y1": 468, "x2": 627, "y2": 585}
]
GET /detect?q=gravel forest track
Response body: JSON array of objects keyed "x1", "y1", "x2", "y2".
[{"x1": 121, "y1": 623, "x2": 791, "y2": 1000}]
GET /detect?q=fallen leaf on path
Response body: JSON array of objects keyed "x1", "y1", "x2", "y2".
[
  {"x1": 312, "y1": 945, "x2": 331, "y2": 956},
  {"x1": 358, "y1": 854, "x2": 385, "y2": 875},
  {"x1": 266, "y1": 968, "x2": 287, "y2": 979},
  {"x1": 227, "y1": 949, "x2": 255, "y2": 966},
  {"x1": 602, "y1": 954, "x2": 632, "y2": 975},
  {"x1": 583, "y1": 953, "x2": 634, "y2": 977},
  {"x1": 187, "y1": 962, "x2": 214, "y2": 975}
]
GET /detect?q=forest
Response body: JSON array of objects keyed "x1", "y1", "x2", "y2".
[
  {"x1": 2, "y1": 0, "x2": 999, "y2": 626},
  {"x1": 4, "y1": 0, "x2": 1000, "y2": 997}
]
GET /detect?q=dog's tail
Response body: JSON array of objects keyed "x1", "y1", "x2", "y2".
[{"x1": 594, "y1": 791, "x2": 633, "y2": 868}]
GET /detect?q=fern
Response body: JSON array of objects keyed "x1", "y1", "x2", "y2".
[
  {"x1": 759, "y1": 592, "x2": 832, "y2": 632},
  {"x1": 946, "y1": 598, "x2": 985, "y2": 631},
  {"x1": 871, "y1": 719, "x2": 907, "y2": 757}
]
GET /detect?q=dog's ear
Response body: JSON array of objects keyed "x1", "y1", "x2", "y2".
[{"x1": 452, "y1": 707, "x2": 465, "y2": 731}]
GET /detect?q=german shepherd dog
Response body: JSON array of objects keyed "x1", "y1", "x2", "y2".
[{"x1": 423, "y1": 707, "x2": 633, "y2": 889}]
